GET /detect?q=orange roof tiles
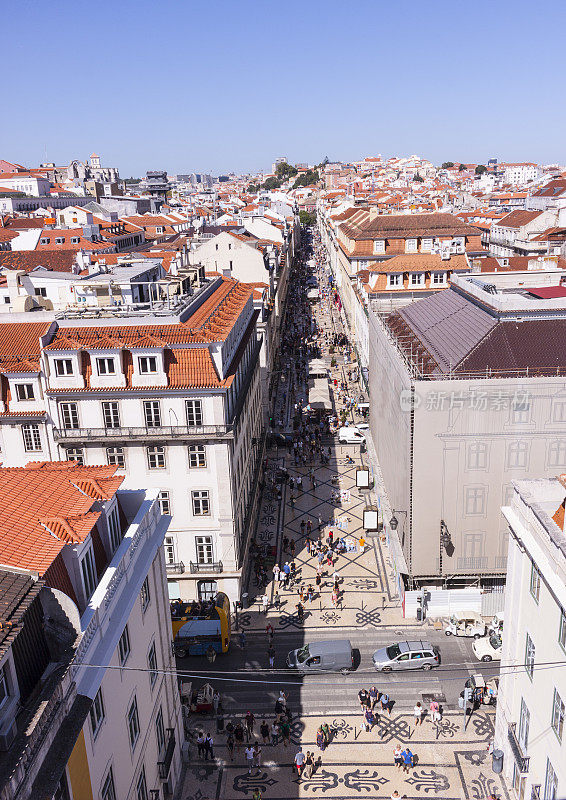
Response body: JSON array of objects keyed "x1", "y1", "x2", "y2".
[
  {"x1": 0, "y1": 321, "x2": 50, "y2": 362},
  {"x1": 0, "y1": 462, "x2": 123, "y2": 573}
]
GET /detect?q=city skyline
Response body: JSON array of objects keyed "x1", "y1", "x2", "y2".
[{"x1": 3, "y1": 0, "x2": 565, "y2": 175}]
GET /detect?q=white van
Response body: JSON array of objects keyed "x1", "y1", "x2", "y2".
[{"x1": 338, "y1": 427, "x2": 366, "y2": 444}]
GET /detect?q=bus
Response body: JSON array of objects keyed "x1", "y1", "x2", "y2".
[{"x1": 171, "y1": 592, "x2": 231, "y2": 657}]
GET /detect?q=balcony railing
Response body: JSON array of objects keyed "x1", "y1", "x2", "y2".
[
  {"x1": 189, "y1": 560, "x2": 223, "y2": 574},
  {"x1": 158, "y1": 728, "x2": 176, "y2": 780},
  {"x1": 53, "y1": 424, "x2": 233, "y2": 443},
  {"x1": 166, "y1": 561, "x2": 185, "y2": 574},
  {"x1": 456, "y1": 557, "x2": 488, "y2": 571},
  {"x1": 508, "y1": 723, "x2": 530, "y2": 773}
]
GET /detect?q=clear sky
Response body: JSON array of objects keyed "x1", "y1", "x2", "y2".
[{"x1": 3, "y1": 0, "x2": 565, "y2": 176}]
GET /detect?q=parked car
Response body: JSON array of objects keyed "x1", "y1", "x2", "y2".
[
  {"x1": 444, "y1": 611, "x2": 486, "y2": 639},
  {"x1": 372, "y1": 640, "x2": 439, "y2": 672},
  {"x1": 287, "y1": 639, "x2": 353, "y2": 674},
  {"x1": 338, "y1": 426, "x2": 366, "y2": 444},
  {"x1": 472, "y1": 631, "x2": 502, "y2": 662}
]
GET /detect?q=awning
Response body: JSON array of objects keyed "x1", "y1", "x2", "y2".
[
  {"x1": 308, "y1": 378, "x2": 332, "y2": 411},
  {"x1": 526, "y1": 285, "x2": 566, "y2": 299},
  {"x1": 308, "y1": 358, "x2": 327, "y2": 377},
  {"x1": 307, "y1": 288, "x2": 320, "y2": 300}
]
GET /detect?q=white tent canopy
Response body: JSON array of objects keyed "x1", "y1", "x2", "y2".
[
  {"x1": 308, "y1": 378, "x2": 332, "y2": 411},
  {"x1": 308, "y1": 358, "x2": 327, "y2": 378}
]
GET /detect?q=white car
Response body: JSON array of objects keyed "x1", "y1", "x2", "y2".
[
  {"x1": 338, "y1": 426, "x2": 366, "y2": 444},
  {"x1": 472, "y1": 631, "x2": 502, "y2": 662}
]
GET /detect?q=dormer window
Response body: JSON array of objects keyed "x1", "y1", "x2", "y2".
[
  {"x1": 373, "y1": 239, "x2": 385, "y2": 255},
  {"x1": 15, "y1": 383, "x2": 35, "y2": 401},
  {"x1": 55, "y1": 237, "x2": 65, "y2": 245},
  {"x1": 40, "y1": 237, "x2": 50, "y2": 245},
  {"x1": 55, "y1": 358, "x2": 73, "y2": 376},
  {"x1": 96, "y1": 357, "x2": 116, "y2": 375},
  {"x1": 410, "y1": 272, "x2": 425, "y2": 286},
  {"x1": 71, "y1": 237, "x2": 80, "y2": 244},
  {"x1": 138, "y1": 356, "x2": 157, "y2": 374},
  {"x1": 405, "y1": 238, "x2": 417, "y2": 253},
  {"x1": 387, "y1": 274, "x2": 402, "y2": 288}
]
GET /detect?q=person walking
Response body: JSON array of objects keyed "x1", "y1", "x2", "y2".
[
  {"x1": 253, "y1": 742, "x2": 262, "y2": 770},
  {"x1": 252, "y1": 789, "x2": 262, "y2": 800},
  {"x1": 414, "y1": 702, "x2": 424, "y2": 726},
  {"x1": 393, "y1": 744, "x2": 403, "y2": 770},
  {"x1": 226, "y1": 733, "x2": 235, "y2": 761},
  {"x1": 300, "y1": 519, "x2": 306, "y2": 536},
  {"x1": 245, "y1": 744, "x2": 255, "y2": 774},
  {"x1": 369, "y1": 686, "x2": 379, "y2": 711},
  {"x1": 213, "y1": 690, "x2": 220, "y2": 716},
  {"x1": 290, "y1": 539, "x2": 296, "y2": 557},
  {"x1": 380, "y1": 691, "x2": 391, "y2": 716},
  {"x1": 270, "y1": 721, "x2": 279, "y2": 746},
  {"x1": 239, "y1": 631, "x2": 247, "y2": 649},
  {"x1": 260, "y1": 721, "x2": 270, "y2": 745},
  {"x1": 322, "y1": 722, "x2": 330, "y2": 746},
  {"x1": 429, "y1": 699, "x2": 441, "y2": 723},
  {"x1": 303, "y1": 751, "x2": 314, "y2": 779},
  {"x1": 294, "y1": 749, "x2": 305, "y2": 778},
  {"x1": 273, "y1": 563, "x2": 280, "y2": 583},
  {"x1": 402, "y1": 747, "x2": 414, "y2": 773},
  {"x1": 266, "y1": 622, "x2": 274, "y2": 641},
  {"x1": 279, "y1": 718, "x2": 291, "y2": 747},
  {"x1": 316, "y1": 726, "x2": 325, "y2": 751},
  {"x1": 204, "y1": 733, "x2": 214, "y2": 761},
  {"x1": 268, "y1": 645, "x2": 275, "y2": 669},
  {"x1": 358, "y1": 688, "x2": 370, "y2": 712},
  {"x1": 197, "y1": 731, "x2": 206, "y2": 759},
  {"x1": 364, "y1": 708, "x2": 376, "y2": 732},
  {"x1": 234, "y1": 722, "x2": 245, "y2": 751},
  {"x1": 262, "y1": 594, "x2": 269, "y2": 615},
  {"x1": 245, "y1": 710, "x2": 255, "y2": 740},
  {"x1": 274, "y1": 591, "x2": 281, "y2": 610}
]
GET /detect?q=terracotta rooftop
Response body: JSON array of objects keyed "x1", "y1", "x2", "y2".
[
  {"x1": 0, "y1": 462, "x2": 123, "y2": 573},
  {"x1": 494, "y1": 210, "x2": 544, "y2": 228},
  {"x1": 0, "y1": 321, "x2": 51, "y2": 362},
  {"x1": 0, "y1": 250, "x2": 77, "y2": 273}
]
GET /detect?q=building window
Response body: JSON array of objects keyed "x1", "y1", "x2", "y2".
[
  {"x1": 0, "y1": 665, "x2": 9, "y2": 709},
  {"x1": 106, "y1": 447, "x2": 125, "y2": 468},
  {"x1": 148, "y1": 642, "x2": 158, "y2": 687},
  {"x1": 156, "y1": 706, "x2": 165, "y2": 755},
  {"x1": 147, "y1": 446, "x2": 166, "y2": 469},
  {"x1": 138, "y1": 356, "x2": 157, "y2": 374},
  {"x1": 144, "y1": 400, "x2": 161, "y2": 427},
  {"x1": 464, "y1": 486, "x2": 486, "y2": 516},
  {"x1": 198, "y1": 580, "x2": 217, "y2": 601},
  {"x1": 525, "y1": 633, "x2": 535, "y2": 680},
  {"x1": 118, "y1": 625, "x2": 131, "y2": 665},
  {"x1": 518, "y1": 697, "x2": 530, "y2": 750},
  {"x1": 102, "y1": 401, "x2": 120, "y2": 429},
  {"x1": 22, "y1": 423, "x2": 42, "y2": 452},
  {"x1": 196, "y1": 535, "x2": 213, "y2": 564},
  {"x1": 467, "y1": 442, "x2": 488, "y2": 470},
  {"x1": 186, "y1": 399, "x2": 203, "y2": 427},
  {"x1": 140, "y1": 576, "x2": 151, "y2": 611},
  {"x1": 70, "y1": 237, "x2": 80, "y2": 244},
  {"x1": 548, "y1": 440, "x2": 566, "y2": 468},
  {"x1": 89, "y1": 687, "x2": 105, "y2": 738},
  {"x1": 108, "y1": 505, "x2": 121, "y2": 552},
  {"x1": 127, "y1": 695, "x2": 140, "y2": 750},
  {"x1": 373, "y1": 239, "x2": 385, "y2": 254},
  {"x1": 34, "y1": 287, "x2": 47, "y2": 298},
  {"x1": 551, "y1": 689, "x2": 565, "y2": 741},
  {"x1": 40, "y1": 238, "x2": 50, "y2": 245},
  {"x1": 511, "y1": 398, "x2": 530, "y2": 424},
  {"x1": 507, "y1": 440, "x2": 529, "y2": 469},
  {"x1": 158, "y1": 490, "x2": 171, "y2": 515},
  {"x1": 101, "y1": 768, "x2": 117, "y2": 800},
  {"x1": 387, "y1": 273, "x2": 401, "y2": 288},
  {"x1": 410, "y1": 272, "x2": 425, "y2": 286},
  {"x1": 96, "y1": 357, "x2": 115, "y2": 375},
  {"x1": 136, "y1": 767, "x2": 148, "y2": 800},
  {"x1": 544, "y1": 759, "x2": 558, "y2": 800},
  {"x1": 164, "y1": 536, "x2": 176, "y2": 564},
  {"x1": 432, "y1": 272, "x2": 446, "y2": 285},
  {"x1": 55, "y1": 359, "x2": 73, "y2": 376},
  {"x1": 65, "y1": 447, "x2": 84, "y2": 465},
  {"x1": 559, "y1": 609, "x2": 566, "y2": 651},
  {"x1": 405, "y1": 238, "x2": 417, "y2": 252},
  {"x1": 529, "y1": 562, "x2": 541, "y2": 603},
  {"x1": 552, "y1": 400, "x2": 566, "y2": 423},
  {"x1": 188, "y1": 445, "x2": 207, "y2": 468},
  {"x1": 192, "y1": 490, "x2": 210, "y2": 516},
  {"x1": 60, "y1": 402, "x2": 79, "y2": 429},
  {"x1": 55, "y1": 237, "x2": 64, "y2": 245},
  {"x1": 421, "y1": 238, "x2": 433, "y2": 251},
  {"x1": 81, "y1": 546, "x2": 97, "y2": 600},
  {"x1": 15, "y1": 383, "x2": 35, "y2": 401}
]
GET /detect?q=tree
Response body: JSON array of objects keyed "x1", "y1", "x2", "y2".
[
  {"x1": 293, "y1": 169, "x2": 319, "y2": 189},
  {"x1": 276, "y1": 162, "x2": 298, "y2": 179},
  {"x1": 413, "y1": 173, "x2": 424, "y2": 182},
  {"x1": 262, "y1": 177, "x2": 281, "y2": 190},
  {"x1": 475, "y1": 164, "x2": 487, "y2": 175},
  {"x1": 459, "y1": 164, "x2": 466, "y2": 171},
  {"x1": 300, "y1": 210, "x2": 316, "y2": 227},
  {"x1": 441, "y1": 162, "x2": 454, "y2": 169},
  {"x1": 247, "y1": 183, "x2": 259, "y2": 193}
]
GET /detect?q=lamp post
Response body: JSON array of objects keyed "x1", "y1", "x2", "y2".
[
  {"x1": 439, "y1": 519, "x2": 453, "y2": 575},
  {"x1": 388, "y1": 509, "x2": 408, "y2": 547}
]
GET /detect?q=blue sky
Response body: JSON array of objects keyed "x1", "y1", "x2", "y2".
[{"x1": 3, "y1": 0, "x2": 565, "y2": 176}]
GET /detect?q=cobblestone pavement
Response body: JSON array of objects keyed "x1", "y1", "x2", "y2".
[{"x1": 177, "y1": 233, "x2": 508, "y2": 800}]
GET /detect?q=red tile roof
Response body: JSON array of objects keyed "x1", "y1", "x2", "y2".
[
  {"x1": 0, "y1": 462, "x2": 123, "y2": 573},
  {"x1": 0, "y1": 321, "x2": 50, "y2": 361}
]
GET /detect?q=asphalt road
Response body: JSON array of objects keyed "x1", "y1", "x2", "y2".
[{"x1": 176, "y1": 626, "x2": 500, "y2": 720}]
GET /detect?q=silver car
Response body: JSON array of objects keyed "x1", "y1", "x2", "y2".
[{"x1": 372, "y1": 640, "x2": 439, "y2": 672}]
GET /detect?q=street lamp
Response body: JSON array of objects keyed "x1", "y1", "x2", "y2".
[
  {"x1": 440, "y1": 519, "x2": 452, "y2": 551},
  {"x1": 389, "y1": 509, "x2": 407, "y2": 547}
]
